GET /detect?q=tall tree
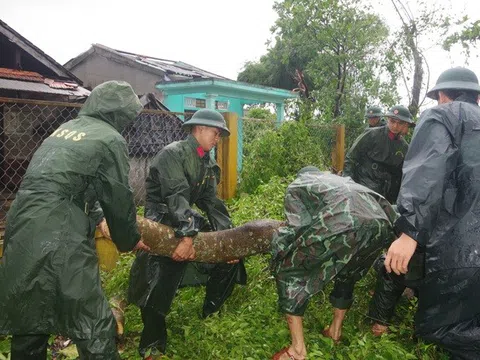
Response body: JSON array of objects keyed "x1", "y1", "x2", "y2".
[
  {"x1": 443, "y1": 20, "x2": 480, "y2": 57},
  {"x1": 239, "y1": 0, "x2": 396, "y2": 123},
  {"x1": 386, "y1": 0, "x2": 465, "y2": 117}
]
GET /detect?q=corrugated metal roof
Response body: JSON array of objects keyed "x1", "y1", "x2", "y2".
[
  {"x1": 0, "y1": 68, "x2": 44, "y2": 82},
  {"x1": 0, "y1": 78, "x2": 90, "y2": 97},
  {"x1": 114, "y1": 49, "x2": 228, "y2": 80},
  {"x1": 65, "y1": 44, "x2": 230, "y2": 83},
  {"x1": 121, "y1": 54, "x2": 200, "y2": 78}
]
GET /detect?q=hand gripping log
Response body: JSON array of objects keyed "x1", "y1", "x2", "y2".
[{"x1": 136, "y1": 216, "x2": 283, "y2": 263}]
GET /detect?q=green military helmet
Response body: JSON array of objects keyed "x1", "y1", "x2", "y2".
[
  {"x1": 365, "y1": 105, "x2": 383, "y2": 118},
  {"x1": 182, "y1": 109, "x2": 230, "y2": 137},
  {"x1": 426, "y1": 67, "x2": 480, "y2": 99},
  {"x1": 385, "y1": 105, "x2": 414, "y2": 125}
]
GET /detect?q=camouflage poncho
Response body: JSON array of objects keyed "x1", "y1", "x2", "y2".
[{"x1": 271, "y1": 171, "x2": 397, "y2": 314}]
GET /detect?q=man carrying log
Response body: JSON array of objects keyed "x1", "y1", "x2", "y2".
[
  {"x1": 271, "y1": 167, "x2": 397, "y2": 360},
  {"x1": 0, "y1": 81, "x2": 149, "y2": 360},
  {"x1": 128, "y1": 109, "x2": 246, "y2": 359}
]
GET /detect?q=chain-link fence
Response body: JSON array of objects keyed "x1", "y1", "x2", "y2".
[
  {"x1": 239, "y1": 117, "x2": 276, "y2": 169},
  {"x1": 237, "y1": 117, "x2": 341, "y2": 194},
  {"x1": 0, "y1": 98, "x2": 187, "y2": 229},
  {"x1": 123, "y1": 109, "x2": 187, "y2": 204}
]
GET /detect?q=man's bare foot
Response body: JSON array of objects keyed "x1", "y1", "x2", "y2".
[
  {"x1": 321, "y1": 326, "x2": 341, "y2": 344},
  {"x1": 371, "y1": 323, "x2": 389, "y2": 336}
]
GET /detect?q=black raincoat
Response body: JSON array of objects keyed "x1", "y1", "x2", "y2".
[
  {"x1": 0, "y1": 81, "x2": 141, "y2": 340},
  {"x1": 395, "y1": 96, "x2": 480, "y2": 336},
  {"x1": 344, "y1": 126, "x2": 408, "y2": 203}
]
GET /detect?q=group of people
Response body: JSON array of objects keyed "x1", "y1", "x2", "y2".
[
  {"x1": 271, "y1": 67, "x2": 480, "y2": 360},
  {"x1": 0, "y1": 81, "x2": 243, "y2": 360},
  {"x1": 0, "y1": 66, "x2": 479, "y2": 360}
]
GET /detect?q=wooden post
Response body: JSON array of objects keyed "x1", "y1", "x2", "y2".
[
  {"x1": 217, "y1": 112, "x2": 238, "y2": 199},
  {"x1": 331, "y1": 124, "x2": 345, "y2": 174}
]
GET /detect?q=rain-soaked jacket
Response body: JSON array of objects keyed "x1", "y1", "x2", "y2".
[
  {"x1": 0, "y1": 81, "x2": 142, "y2": 339},
  {"x1": 271, "y1": 172, "x2": 397, "y2": 314},
  {"x1": 128, "y1": 135, "x2": 246, "y2": 308},
  {"x1": 395, "y1": 96, "x2": 480, "y2": 333},
  {"x1": 344, "y1": 126, "x2": 408, "y2": 203}
]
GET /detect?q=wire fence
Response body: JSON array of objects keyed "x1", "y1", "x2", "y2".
[
  {"x1": 237, "y1": 117, "x2": 343, "y2": 194},
  {"x1": 240, "y1": 117, "x2": 340, "y2": 167},
  {"x1": 0, "y1": 98, "x2": 187, "y2": 227},
  {"x1": 239, "y1": 117, "x2": 277, "y2": 165},
  {"x1": 0, "y1": 100, "x2": 363, "y2": 235}
]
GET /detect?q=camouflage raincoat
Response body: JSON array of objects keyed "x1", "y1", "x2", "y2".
[{"x1": 271, "y1": 170, "x2": 397, "y2": 315}]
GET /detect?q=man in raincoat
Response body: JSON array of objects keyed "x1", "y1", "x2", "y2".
[
  {"x1": 271, "y1": 167, "x2": 397, "y2": 360},
  {"x1": 385, "y1": 67, "x2": 480, "y2": 359},
  {"x1": 344, "y1": 105, "x2": 413, "y2": 203},
  {"x1": 128, "y1": 109, "x2": 246, "y2": 358},
  {"x1": 364, "y1": 105, "x2": 386, "y2": 130},
  {"x1": 0, "y1": 81, "x2": 149, "y2": 359}
]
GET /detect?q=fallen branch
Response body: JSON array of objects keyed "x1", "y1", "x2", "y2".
[{"x1": 136, "y1": 216, "x2": 283, "y2": 263}]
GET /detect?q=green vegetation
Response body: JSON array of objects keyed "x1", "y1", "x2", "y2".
[{"x1": 0, "y1": 178, "x2": 448, "y2": 359}]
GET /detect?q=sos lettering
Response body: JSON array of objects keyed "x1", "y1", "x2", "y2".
[{"x1": 50, "y1": 128, "x2": 86, "y2": 141}]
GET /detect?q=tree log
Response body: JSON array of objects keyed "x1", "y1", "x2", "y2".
[{"x1": 136, "y1": 216, "x2": 283, "y2": 263}]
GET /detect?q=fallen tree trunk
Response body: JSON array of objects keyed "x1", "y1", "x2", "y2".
[
  {"x1": 98, "y1": 216, "x2": 283, "y2": 263},
  {"x1": 105, "y1": 217, "x2": 283, "y2": 336},
  {"x1": 136, "y1": 216, "x2": 283, "y2": 263}
]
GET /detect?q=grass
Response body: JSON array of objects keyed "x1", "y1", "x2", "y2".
[{"x1": 0, "y1": 178, "x2": 448, "y2": 359}]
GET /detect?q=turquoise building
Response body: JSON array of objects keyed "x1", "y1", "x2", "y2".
[{"x1": 156, "y1": 78, "x2": 298, "y2": 170}]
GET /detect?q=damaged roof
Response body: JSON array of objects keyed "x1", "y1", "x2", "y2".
[
  {"x1": 0, "y1": 68, "x2": 44, "y2": 82},
  {"x1": 0, "y1": 19, "x2": 83, "y2": 84},
  {"x1": 0, "y1": 78, "x2": 91, "y2": 97},
  {"x1": 0, "y1": 68, "x2": 90, "y2": 97},
  {"x1": 64, "y1": 43, "x2": 229, "y2": 82}
]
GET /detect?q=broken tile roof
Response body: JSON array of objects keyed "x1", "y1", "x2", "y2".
[
  {"x1": 0, "y1": 68, "x2": 90, "y2": 97},
  {"x1": 0, "y1": 68, "x2": 44, "y2": 82}
]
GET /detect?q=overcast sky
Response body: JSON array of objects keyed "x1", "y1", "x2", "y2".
[{"x1": 1, "y1": 0, "x2": 479, "y2": 106}]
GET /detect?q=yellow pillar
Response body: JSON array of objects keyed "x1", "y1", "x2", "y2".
[
  {"x1": 217, "y1": 112, "x2": 238, "y2": 199},
  {"x1": 331, "y1": 124, "x2": 345, "y2": 174}
]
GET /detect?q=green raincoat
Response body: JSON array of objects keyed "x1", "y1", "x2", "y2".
[
  {"x1": 344, "y1": 126, "x2": 408, "y2": 203},
  {"x1": 128, "y1": 134, "x2": 246, "y2": 309},
  {"x1": 0, "y1": 81, "x2": 141, "y2": 339}
]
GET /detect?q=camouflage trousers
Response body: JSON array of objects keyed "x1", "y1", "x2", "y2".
[{"x1": 274, "y1": 219, "x2": 392, "y2": 316}]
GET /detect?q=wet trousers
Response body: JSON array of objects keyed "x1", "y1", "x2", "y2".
[
  {"x1": 420, "y1": 314, "x2": 480, "y2": 360},
  {"x1": 138, "y1": 256, "x2": 240, "y2": 357},
  {"x1": 368, "y1": 253, "x2": 423, "y2": 325}
]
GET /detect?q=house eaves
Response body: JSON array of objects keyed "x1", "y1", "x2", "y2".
[
  {"x1": 156, "y1": 78, "x2": 298, "y2": 104},
  {"x1": 0, "y1": 19, "x2": 82, "y2": 84},
  {"x1": 0, "y1": 78, "x2": 91, "y2": 97}
]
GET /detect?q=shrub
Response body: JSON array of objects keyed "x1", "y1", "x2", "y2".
[{"x1": 239, "y1": 121, "x2": 333, "y2": 194}]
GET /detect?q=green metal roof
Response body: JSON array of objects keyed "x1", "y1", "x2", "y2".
[{"x1": 156, "y1": 78, "x2": 297, "y2": 103}]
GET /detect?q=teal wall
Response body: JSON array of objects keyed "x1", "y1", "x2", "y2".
[{"x1": 163, "y1": 92, "x2": 285, "y2": 171}]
